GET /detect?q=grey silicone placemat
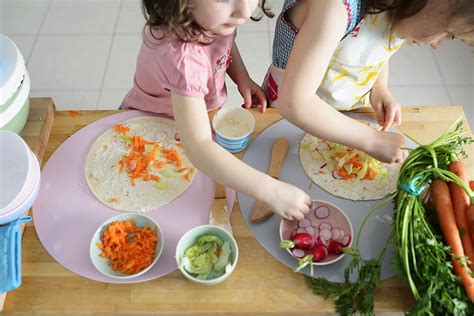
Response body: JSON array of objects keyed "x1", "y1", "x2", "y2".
[{"x1": 238, "y1": 113, "x2": 415, "y2": 282}]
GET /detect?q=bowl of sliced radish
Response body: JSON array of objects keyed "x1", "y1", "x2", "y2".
[{"x1": 279, "y1": 200, "x2": 353, "y2": 272}]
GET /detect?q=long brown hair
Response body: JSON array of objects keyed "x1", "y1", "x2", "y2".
[
  {"x1": 366, "y1": 0, "x2": 474, "y2": 46},
  {"x1": 141, "y1": 0, "x2": 273, "y2": 45}
]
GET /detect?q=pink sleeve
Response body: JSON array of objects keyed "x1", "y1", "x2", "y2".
[{"x1": 154, "y1": 41, "x2": 210, "y2": 98}]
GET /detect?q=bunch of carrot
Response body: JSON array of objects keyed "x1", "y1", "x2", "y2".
[
  {"x1": 96, "y1": 220, "x2": 158, "y2": 275},
  {"x1": 432, "y1": 161, "x2": 474, "y2": 301},
  {"x1": 392, "y1": 119, "x2": 474, "y2": 314}
]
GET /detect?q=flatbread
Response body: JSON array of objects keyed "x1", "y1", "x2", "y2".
[
  {"x1": 299, "y1": 132, "x2": 400, "y2": 201},
  {"x1": 85, "y1": 116, "x2": 195, "y2": 212}
]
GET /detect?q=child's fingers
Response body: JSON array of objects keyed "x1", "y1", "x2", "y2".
[
  {"x1": 372, "y1": 103, "x2": 385, "y2": 126},
  {"x1": 241, "y1": 88, "x2": 252, "y2": 108},
  {"x1": 253, "y1": 88, "x2": 267, "y2": 113},
  {"x1": 382, "y1": 106, "x2": 397, "y2": 131}
]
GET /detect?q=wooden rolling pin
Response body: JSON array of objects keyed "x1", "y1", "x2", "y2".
[{"x1": 250, "y1": 137, "x2": 289, "y2": 223}]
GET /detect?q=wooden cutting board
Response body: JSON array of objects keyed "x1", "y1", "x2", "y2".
[{"x1": 0, "y1": 97, "x2": 55, "y2": 311}]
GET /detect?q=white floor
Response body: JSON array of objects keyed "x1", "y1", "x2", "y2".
[{"x1": 2, "y1": 0, "x2": 473, "y2": 127}]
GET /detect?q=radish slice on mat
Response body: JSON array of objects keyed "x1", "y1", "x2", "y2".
[
  {"x1": 331, "y1": 228, "x2": 341, "y2": 241},
  {"x1": 292, "y1": 248, "x2": 306, "y2": 259},
  {"x1": 316, "y1": 236, "x2": 327, "y2": 247},
  {"x1": 298, "y1": 217, "x2": 312, "y2": 228},
  {"x1": 342, "y1": 235, "x2": 352, "y2": 247},
  {"x1": 320, "y1": 229, "x2": 332, "y2": 241},
  {"x1": 296, "y1": 227, "x2": 306, "y2": 234},
  {"x1": 305, "y1": 226, "x2": 316, "y2": 236},
  {"x1": 332, "y1": 169, "x2": 345, "y2": 180},
  {"x1": 314, "y1": 205, "x2": 330, "y2": 219},
  {"x1": 319, "y1": 222, "x2": 332, "y2": 231}
]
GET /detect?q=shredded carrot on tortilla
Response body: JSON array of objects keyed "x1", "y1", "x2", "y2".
[
  {"x1": 177, "y1": 167, "x2": 188, "y2": 173},
  {"x1": 113, "y1": 124, "x2": 131, "y2": 134},
  {"x1": 96, "y1": 219, "x2": 158, "y2": 275},
  {"x1": 108, "y1": 198, "x2": 119, "y2": 203},
  {"x1": 68, "y1": 110, "x2": 79, "y2": 117}
]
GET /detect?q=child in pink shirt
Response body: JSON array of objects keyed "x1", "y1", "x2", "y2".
[{"x1": 123, "y1": 0, "x2": 312, "y2": 221}]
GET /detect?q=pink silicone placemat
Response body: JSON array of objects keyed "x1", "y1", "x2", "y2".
[{"x1": 33, "y1": 110, "x2": 215, "y2": 283}]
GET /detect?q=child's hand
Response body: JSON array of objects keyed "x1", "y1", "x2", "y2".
[
  {"x1": 265, "y1": 179, "x2": 312, "y2": 221},
  {"x1": 370, "y1": 86, "x2": 402, "y2": 131},
  {"x1": 238, "y1": 78, "x2": 267, "y2": 113},
  {"x1": 369, "y1": 130, "x2": 408, "y2": 164}
]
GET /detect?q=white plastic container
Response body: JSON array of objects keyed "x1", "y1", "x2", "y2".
[{"x1": 0, "y1": 131, "x2": 41, "y2": 225}]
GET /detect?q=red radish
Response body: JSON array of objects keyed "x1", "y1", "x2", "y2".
[
  {"x1": 298, "y1": 217, "x2": 312, "y2": 228},
  {"x1": 316, "y1": 236, "x2": 328, "y2": 247},
  {"x1": 310, "y1": 245, "x2": 329, "y2": 262},
  {"x1": 296, "y1": 227, "x2": 306, "y2": 234},
  {"x1": 289, "y1": 233, "x2": 314, "y2": 250},
  {"x1": 174, "y1": 133, "x2": 180, "y2": 141},
  {"x1": 327, "y1": 240, "x2": 344, "y2": 255},
  {"x1": 314, "y1": 205, "x2": 330, "y2": 219},
  {"x1": 342, "y1": 235, "x2": 352, "y2": 247},
  {"x1": 319, "y1": 222, "x2": 332, "y2": 231},
  {"x1": 292, "y1": 248, "x2": 306, "y2": 259},
  {"x1": 305, "y1": 226, "x2": 316, "y2": 236},
  {"x1": 332, "y1": 169, "x2": 344, "y2": 180},
  {"x1": 320, "y1": 229, "x2": 332, "y2": 241}
]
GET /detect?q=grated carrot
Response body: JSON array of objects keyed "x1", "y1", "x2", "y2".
[
  {"x1": 108, "y1": 198, "x2": 119, "y2": 203},
  {"x1": 96, "y1": 220, "x2": 158, "y2": 275},
  {"x1": 68, "y1": 110, "x2": 79, "y2": 117},
  {"x1": 113, "y1": 124, "x2": 131, "y2": 134}
]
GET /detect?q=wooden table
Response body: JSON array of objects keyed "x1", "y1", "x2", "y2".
[{"x1": 3, "y1": 98, "x2": 473, "y2": 315}]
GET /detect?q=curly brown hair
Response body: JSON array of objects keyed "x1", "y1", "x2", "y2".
[{"x1": 141, "y1": 0, "x2": 273, "y2": 45}]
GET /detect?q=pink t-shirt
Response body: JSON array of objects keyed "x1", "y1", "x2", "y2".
[{"x1": 122, "y1": 27, "x2": 234, "y2": 116}]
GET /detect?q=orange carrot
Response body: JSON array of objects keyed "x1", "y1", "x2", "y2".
[
  {"x1": 448, "y1": 161, "x2": 474, "y2": 271},
  {"x1": 113, "y1": 124, "x2": 130, "y2": 134},
  {"x1": 469, "y1": 181, "x2": 474, "y2": 246},
  {"x1": 432, "y1": 179, "x2": 474, "y2": 301},
  {"x1": 108, "y1": 198, "x2": 118, "y2": 203},
  {"x1": 68, "y1": 110, "x2": 79, "y2": 117},
  {"x1": 97, "y1": 220, "x2": 158, "y2": 275}
]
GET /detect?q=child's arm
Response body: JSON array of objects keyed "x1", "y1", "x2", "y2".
[
  {"x1": 171, "y1": 92, "x2": 311, "y2": 220},
  {"x1": 278, "y1": 0, "x2": 407, "y2": 163},
  {"x1": 227, "y1": 40, "x2": 267, "y2": 112},
  {"x1": 369, "y1": 62, "x2": 402, "y2": 131}
]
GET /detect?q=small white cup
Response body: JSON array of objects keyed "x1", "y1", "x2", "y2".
[{"x1": 212, "y1": 107, "x2": 255, "y2": 153}]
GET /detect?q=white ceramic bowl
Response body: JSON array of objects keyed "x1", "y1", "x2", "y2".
[
  {"x1": 90, "y1": 213, "x2": 164, "y2": 279},
  {"x1": 0, "y1": 131, "x2": 41, "y2": 225},
  {"x1": 175, "y1": 225, "x2": 238, "y2": 285},
  {"x1": 212, "y1": 107, "x2": 255, "y2": 153},
  {"x1": 279, "y1": 200, "x2": 353, "y2": 266}
]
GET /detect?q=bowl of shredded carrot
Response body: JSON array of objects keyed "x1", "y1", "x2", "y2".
[{"x1": 90, "y1": 213, "x2": 163, "y2": 279}]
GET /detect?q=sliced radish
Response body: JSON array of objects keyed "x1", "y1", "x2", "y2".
[
  {"x1": 316, "y1": 236, "x2": 327, "y2": 247},
  {"x1": 342, "y1": 235, "x2": 352, "y2": 247},
  {"x1": 318, "y1": 141, "x2": 329, "y2": 150},
  {"x1": 314, "y1": 205, "x2": 330, "y2": 219},
  {"x1": 292, "y1": 248, "x2": 306, "y2": 259},
  {"x1": 319, "y1": 222, "x2": 332, "y2": 231},
  {"x1": 298, "y1": 217, "x2": 312, "y2": 228},
  {"x1": 332, "y1": 169, "x2": 344, "y2": 180},
  {"x1": 331, "y1": 228, "x2": 341, "y2": 241},
  {"x1": 319, "y1": 229, "x2": 332, "y2": 241},
  {"x1": 296, "y1": 227, "x2": 306, "y2": 234},
  {"x1": 174, "y1": 133, "x2": 181, "y2": 141},
  {"x1": 313, "y1": 227, "x2": 319, "y2": 237},
  {"x1": 305, "y1": 226, "x2": 316, "y2": 236}
]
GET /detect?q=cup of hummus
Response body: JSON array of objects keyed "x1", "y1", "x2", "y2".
[{"x1": 212, "y1": 107, "x2": 255, "y2": 153}]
